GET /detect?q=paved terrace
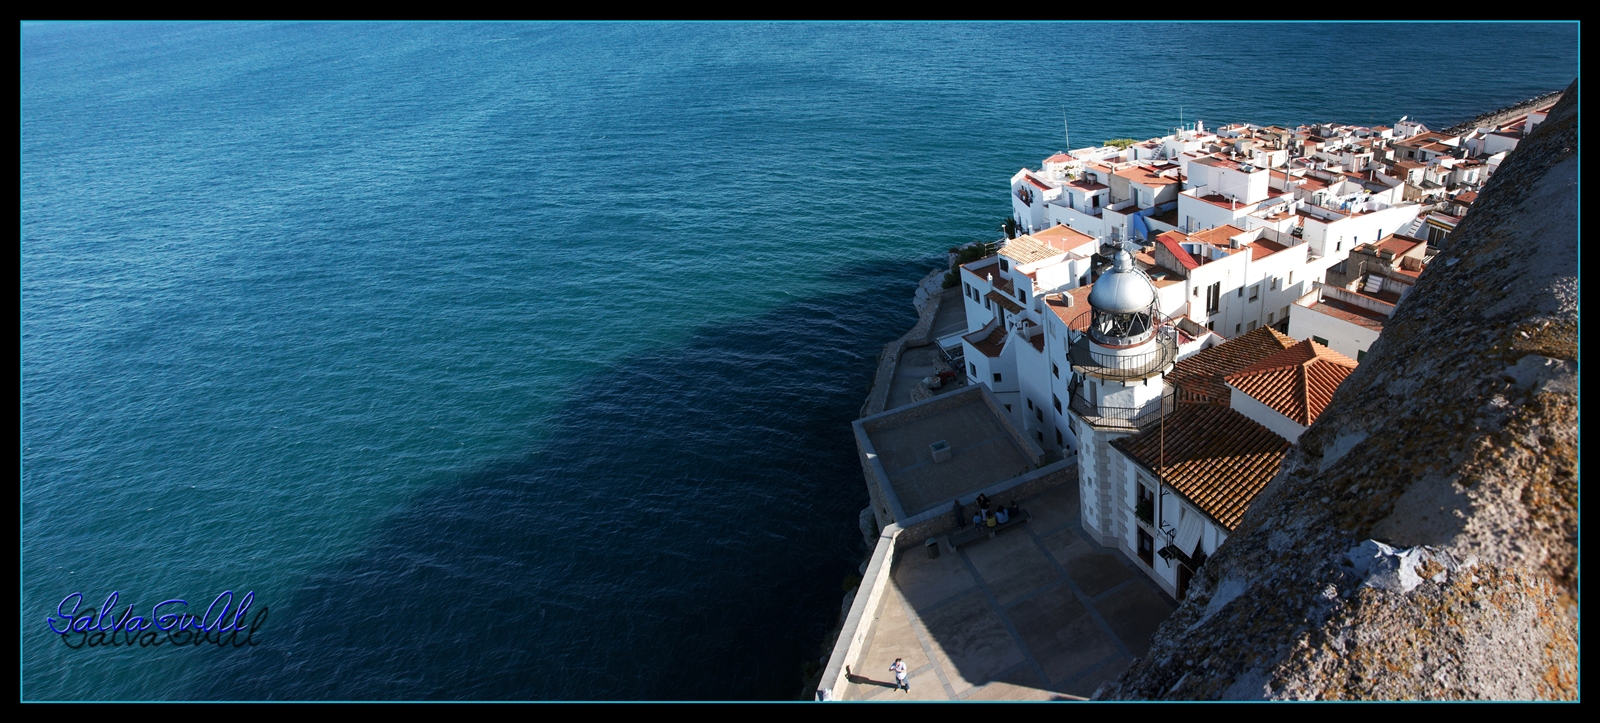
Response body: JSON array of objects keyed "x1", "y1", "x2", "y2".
[
  {"x1": 839, "y1": 481, "x2": 1177, "y2": 701},
  {"x1": 865, "y1": 390, "x2": 1035, "y2": 518},
  {"x1": 887, "y1": 287, "x2": 970, "y2": 411}
]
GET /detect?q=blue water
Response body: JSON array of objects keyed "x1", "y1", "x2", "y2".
[{"x1": 21, "y1": 22, "x2": 1577, "y2": 700}]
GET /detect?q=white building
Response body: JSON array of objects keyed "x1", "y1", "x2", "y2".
[{"x1": 1083, "y1": 329, "x2": 1359, "y2": 600}]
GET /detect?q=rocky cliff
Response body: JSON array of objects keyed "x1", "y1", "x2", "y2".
[{"x1": 1098, "y1": 79, "x2": 1579, "y2": 700}]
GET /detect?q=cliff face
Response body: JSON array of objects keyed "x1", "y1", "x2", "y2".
[{"x1": 1099, "y1": 80, "x2": 1578, "y2": 701}]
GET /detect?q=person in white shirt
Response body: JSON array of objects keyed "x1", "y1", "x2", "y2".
[
  {"x1": 996, "y1": 507, "x2": 1009, "y2": 524},
  {"x1": 890, "y1": 658, "x2": 908, "y2": 692}
]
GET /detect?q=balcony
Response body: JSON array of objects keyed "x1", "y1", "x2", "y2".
[
  {"x1": 1068, "y1": 387, "x2": 1176, "y2": 432},
  {"x1": 1067, "y1": 333, "x2": 1178, "y2": 382}
]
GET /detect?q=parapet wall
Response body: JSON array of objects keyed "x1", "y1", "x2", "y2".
[
  {"x1": 859, "y1": 269, "x2": 950, "y2": 419},
  {"x1": 1440, "y1": 89, "x2": 1564, "y2": 135},
  {"x1": 816, "y1": 522, "x2": 902, "y2": 701}
]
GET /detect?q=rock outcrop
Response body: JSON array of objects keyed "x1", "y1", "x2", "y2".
[{"x1": 1098, "y1": 79, "x2": 1578, "y2": 700}]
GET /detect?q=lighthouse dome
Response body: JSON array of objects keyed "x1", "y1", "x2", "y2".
[{"x1": 1088, "y1": 248, "x2": 1157, "y2": 314}]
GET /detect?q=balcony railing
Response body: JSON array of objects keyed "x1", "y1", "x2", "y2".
[
  {"x1": 1067, "y1": 388, "x2": 1176, "y2": 431},
  {"x1": 1067, "y1": 332, "x2": 1178, "y2": 382}
]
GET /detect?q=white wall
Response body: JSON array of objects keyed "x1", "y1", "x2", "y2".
[
  {"x1": 1287, "y1": 302, "x2": 1380, "y2": 361},
  {"x1": 1228, "y1": 385, "x2": 1308, "y2": 443}
]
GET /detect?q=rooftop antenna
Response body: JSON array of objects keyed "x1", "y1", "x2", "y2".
[{"x1": 1063, "y1": 109, "x2": 1070, "y2": 151}]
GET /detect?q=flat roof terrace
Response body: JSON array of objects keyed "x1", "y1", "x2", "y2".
[{"x1": 855, "y1": 384, "x2": 1040, "y2": 521}]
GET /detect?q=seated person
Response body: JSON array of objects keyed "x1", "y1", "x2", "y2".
[
  {"x1": 1006, "y1": 501, "x2": 1020, "y2": 518},
  {"x1": 985, "y1": 510, "x2": 997, "y2": 528},
  {"x1": 996, "y1": 507, "x2": 1009, "y2": 524},
  {"x1": 973, "y1": 513, "x2": 984, "y2": 527}
]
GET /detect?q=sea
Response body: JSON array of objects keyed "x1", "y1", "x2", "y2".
[{"x1": 21, "y1": 22, "x2": 1578, "y2": 701}]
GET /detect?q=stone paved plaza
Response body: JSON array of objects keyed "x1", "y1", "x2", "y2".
[{"x1": 840, "y1": 480, "x2": 1177, "y2": 701}]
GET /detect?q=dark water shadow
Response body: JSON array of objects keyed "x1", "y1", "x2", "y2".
[{"x1": 189, "y1": 259, "x2": 938, "y2": 700}]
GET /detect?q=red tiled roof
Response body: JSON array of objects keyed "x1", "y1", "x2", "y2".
[
  {"x1": 1111, "y1": 403, "x2": 1292, "y2": 530},
  {"x1": 1224, "y1": 340, "x2": 1358, "y2": 426},
  {"x1": 1044, "y1": 153, "x2": 1074, "y2": 164},
  {"x1": 1166, "y1": 326, "x2": 1296, "y2": 405},
  {"x1": 966, "y1": 323, "x2": 1008, "y2": 358},
  {"x1": 1114, "y1": 165, "x2": 1181, "y2": 186},
  {"x1": 1303, "y1": 298, "x2": 1387, "y2": 332},
  {"x1": 1066, "y1": 179, "x2": 1109, "y2": 192},
  {"x1": 1374, "y1": 234, "x2": 1424, "y2": 258},
  {"x1": 1249, "y1": 237, "x2": 1288, "y2": 260},
  {"x1": 1032, "y1": 224, "x2": 1097, "y2": 255},
  {"x1": 1156, "y1": 232, "x2": 1201, "y2": 270},
  {"x1": 961, "y1": 258, "x2": 1000, "y2": 278},
  {"x1": 1025, "y1": 175, "x2": 1052, "y2": 191},
  {"x1": 1044, "y1": 285, "x2": 1093, "y2": 326},
  {"x1": 985, "y1": 289, "x2": 1024, "y2": 314}
]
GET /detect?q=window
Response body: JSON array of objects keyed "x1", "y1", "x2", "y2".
[
  {"x1": 994, "y1": 373, "x2": 1003, "y2": 383},
  {"x1": 1027, "y1": 398, "x2": 1033, "y2": 410},
  {"x1": 1281, "y1": 306, "x2": 1290, "y2": 319},
  {"x1": 1053, "y1": 395, "x2": 1062, "y2": 413},
  {"x1": 1206, "y1": 320, "x2": 1214, "y2": 331},
  {"x1": 999, "y1": 259, "x2": 1010, "y2": 272},
  {"x1": 1235, "y1": 324, "x2": 1242, "y2": 334},
  {"x1": 1036, "y1": 407, "x2": 1043, "y2": 422},
  {"x1": 1336, "y1": 239, "x2": 1342, "y2": 252},
  {"x1": 1358, "y1": 349, "x2": 1367, "y2": 362},
  {"x1": 1249, "y1": 284, "x2": 1259, "y2": 302},
  {"x1": 1288, "y1": 271, "x2": 1294, "y2": 285},
  {"x1": 964, "y1": 282, "x2": 972, "y2": 298},
  {"x1": 1004, "y1": 404, "x2": 1011, "y2": 412},
  {"x1": 1248, "y1": 320, "x2": 1258, "y2": 331},
  {"x1": 1238, "y1": 286, "x2": 1245, "y2": 298},
  {"x1": 1016, "y1": 287, "x2": 1025, "y2": 301},
  {"x1": 1055, "y1": 428, "x2": 1063, "y2": 446},
  {"x1": 1052, "y1": 363, "x2": 1060, "y2": 378},
  {"x1": 985, "y1": 298, "x2": 992, "y2": 310},
  {"x1": 1206, "y1": 283, "x2": 1221, "y2": 314},
  {"x1": 969, "y1": 363, "x2": 977, "y2": 377},
  {"x1": 1312, "y1": 336, "x2": 1329, "y2": 346},
  {"x1": 1037, "y1": 430, "x2": 1044, "y2": 443},
  {"x1": 1268, "y1": 312, "x2": 1275, "y2": 324}
]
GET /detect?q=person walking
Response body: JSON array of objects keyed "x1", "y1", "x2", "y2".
[
  {"x1": 953, "y1": 499, "x2": 966, "y2": 530},
  {"x1": 890, "y1": 658, "x2": 908, "y2": 692}
]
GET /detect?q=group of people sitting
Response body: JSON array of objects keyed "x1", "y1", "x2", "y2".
[{"x1": 961, "y1": 493, "x2": 1019, "y2": 529}]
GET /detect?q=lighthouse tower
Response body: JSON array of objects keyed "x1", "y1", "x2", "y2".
[{"x1": 1065, "y1": 242, "x2": 1178, "y2": 548}]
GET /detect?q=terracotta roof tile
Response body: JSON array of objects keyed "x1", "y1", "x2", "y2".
[
  {"x1": 985, "y1": 289, "x2": 1024, "y2": 314},
  {"x1": 1224, "y1": 340, "x2": 1357, "y2": 425},
  {"x1": 966, "y1": 323, "x2": 1008, "y2": 358},
  {"x1": 1250, "y1": 237, "x2": 1288, "y2": 260},
  {"x1": 1374, "y1": 233, "x2": 1424, "y2": 257},
  {"x1": 1031, "y1": 224, "x2": 1097, "y2": 255},
  {"x1": 1025, "y1": 175, "x2": 1052, "y2": 191},
  {"x1": 1156, "y1": 233, "x2": 1201, "y2": 270},
  {"x1": 1166, "y1": 327, "x2": 1296, "y2": 405},
  {"x1": 1044, "y1": 286, "x2": 1093, "y2": 325},
  {"x1": 1000, "y1": 234, "x2": 1064, "y2": 265},
  {"x1": 1111, "y1": 403, "x2": 1291, "y2": 529}
]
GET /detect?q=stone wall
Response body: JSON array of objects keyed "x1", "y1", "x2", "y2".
[
  {"x1": 1097, "y1": 80, "x2": 1578, "y2": 700},
  {"x1": 1440, "y1": 89, "x2": 1564, "y2": 135},
  {"x1": 893, "y1": 459, "x2": 1076, "y2": 551},
  {"x1": 859, "y1": 269, "x2": 950, "y2": 419},
  {"x1": 817, "y1": 523, "x2": 903, "y2": 700}
]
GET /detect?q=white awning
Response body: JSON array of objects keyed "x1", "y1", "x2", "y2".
[{"x1": 1174, "y1": 509, "x2": 1205, "y2": 557}]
